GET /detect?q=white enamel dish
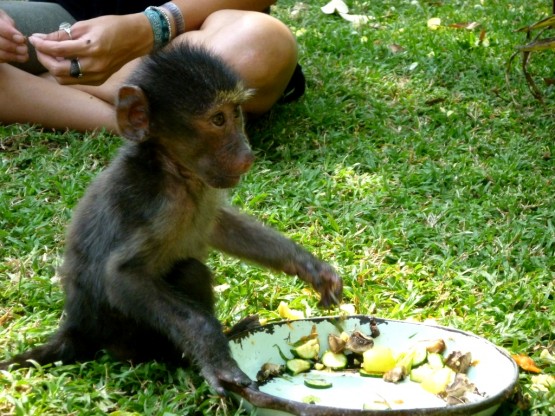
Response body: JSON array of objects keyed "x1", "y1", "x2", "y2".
[{"x1": 227, "y1": 315, "x2": 518, "y2": 415}]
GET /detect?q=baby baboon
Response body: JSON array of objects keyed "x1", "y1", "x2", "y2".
[{"x1": 0, "y1": 42, "x2": 343, "y2": 394}]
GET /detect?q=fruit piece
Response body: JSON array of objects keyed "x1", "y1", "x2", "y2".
[
  {"x1": 421, "y1": 367, "x2": 456, "y2": 394},
  {"x1": 362, "y1": 346, "x2": 396, "y2": 373},
  {"x1": 277, "y1": 301, "x2": 304, "y2": 320}
]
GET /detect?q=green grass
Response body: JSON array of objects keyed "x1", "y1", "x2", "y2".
[{"x1": 1, "y1": 0, "x2": 555, "y2": 414}]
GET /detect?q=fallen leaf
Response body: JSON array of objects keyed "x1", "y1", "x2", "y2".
[
  {"x1": 388, "y1": 44, "x2": 405, "y2": 53},
  {"x1": 321, "y1": 0, "x2": 349, "y2": 15},
  {"x1": 0, "y1": 309, "x2": 12, "y2": 325},
  {"x1": 478, "y1": 29, "x2": 487, "y2": 46},
  {"x1": 425, "y1": 97, "x2": 446, "y2": 105},
  {"x1": 339, "y1": 12, "x2": 370, "y2": 26},
  {"x1": 448, "y1": 22, "x2": 480, "y2": 30},
  {"x1": 291, "y1": 2, "x2": 309, "y2": 18},
  {"x1": 512, "y1": 354, "x2": 542, "y2": 373},
  {"x1": 427, "y1": 17, "x2": 442, "y2": 30}
]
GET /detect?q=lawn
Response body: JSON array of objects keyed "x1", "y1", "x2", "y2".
[{"x1": 1, "y1": 0, "x2": 554, "y2": 415}]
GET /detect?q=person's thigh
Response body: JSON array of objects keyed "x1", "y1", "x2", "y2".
[
  {"x1": 182, "y1": 10, "x2": 298, "y2": 113},
  {"x1": 1, "y1": 1, "x2": 75, "y2": 74}
]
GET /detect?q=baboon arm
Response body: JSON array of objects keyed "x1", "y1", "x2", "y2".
[{"x1": 210, "y1": 207, "x2": 342, "y2": 307}]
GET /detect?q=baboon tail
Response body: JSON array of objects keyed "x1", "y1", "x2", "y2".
[{"x1": 0, "y1": 327, "x2": 97, "y2": 370}]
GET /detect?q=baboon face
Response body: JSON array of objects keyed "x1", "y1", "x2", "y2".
[{"x1": 163, "y1": 102, "x2": 254, "y2": 189}]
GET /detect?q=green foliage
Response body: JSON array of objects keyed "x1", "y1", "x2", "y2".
[{"x1": 1, "y1": 0, "x2": 554, "y2": 414}]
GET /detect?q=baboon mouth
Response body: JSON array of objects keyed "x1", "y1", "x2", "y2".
[{"x1": 208, "y1": 174, "x2": 242, "y2": 189}]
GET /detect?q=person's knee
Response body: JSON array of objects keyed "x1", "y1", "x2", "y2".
[{"x1": 200, "y1": 11, "x2": 298, "y2": 113}]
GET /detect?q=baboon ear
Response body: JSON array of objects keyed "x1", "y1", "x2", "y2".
[{"x1": 116, "y1": 85, "x2": 150, "y2": 142}]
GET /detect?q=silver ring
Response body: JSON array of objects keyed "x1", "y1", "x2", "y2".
[
  {"x1": 69, "y1": 58, "x2": 83, "y2": 78},
  {"x1": 59, "y1": 22, "x2": 72, "y2": 40}
]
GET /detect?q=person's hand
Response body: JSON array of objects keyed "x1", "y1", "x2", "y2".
[
  {"x1": 28, "y1": 14, "x2": 152, "y2": 85},
  {"x1": 0, "y1": 9, "x2": 28, "y2": 64}
]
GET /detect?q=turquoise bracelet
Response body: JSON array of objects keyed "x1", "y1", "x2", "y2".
[{"x1": 144, "y1": 6, "x2": 171, "y2": 50}]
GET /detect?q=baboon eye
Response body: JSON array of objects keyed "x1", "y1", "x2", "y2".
[{"x1": 211, "y1": 112, "x2": 226, "y2": 127}]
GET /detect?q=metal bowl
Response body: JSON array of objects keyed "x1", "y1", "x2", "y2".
[{"x1": 228, "y1": 315, "x2": 518, "y2": 415}]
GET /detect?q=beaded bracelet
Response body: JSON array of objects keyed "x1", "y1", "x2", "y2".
[
  {"x1": 161, "y1": 2, "x2": 186, "y2": 36},
  {"x1": 155, "y1": 6, "x2": 173, "y2": 39},
  {"x1": 144, "y1": 6, "x2": 171, "y2": 50}
]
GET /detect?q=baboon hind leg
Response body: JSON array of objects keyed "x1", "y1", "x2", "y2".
[{"x1": 0, "y1": 326, "x2": 99, "y2": 370}]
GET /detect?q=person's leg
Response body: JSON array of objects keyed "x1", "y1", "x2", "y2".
[
  {"x1": 0, "y1": 62, "x2": 117, "y2": 131},
  {"x1": 77, "y1": 11, "x2": 299, "y2": 116},
  {"x1": 0, "y1": 10, "x2": 298, "y2": 132},
  {"x1": 183, "y1": 10, "x2": 299, "y2": 115}
]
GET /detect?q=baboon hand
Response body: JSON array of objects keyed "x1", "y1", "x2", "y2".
[
  {"x1": 201, "y1": 358, "x2": 254, "y2": 396},
  {"x1": 286, "y1": 256, "x2": 343, "y2": 308}
]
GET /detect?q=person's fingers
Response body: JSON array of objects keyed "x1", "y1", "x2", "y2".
[
  {"x1": 28, "y1": 34, "x2": 88, "y2": 59},
  {"x1": 0, "y1": 10, "x2": 28, "y2": 63}
]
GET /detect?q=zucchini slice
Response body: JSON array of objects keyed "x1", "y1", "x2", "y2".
[
  {"x1": 292, "y1": 338, "x2": 320, "y2": 360},
  {"x1": 304, "y1": 377, "x2": 333, "y2": 389},
  {"x1": 321, "y1": 350, "x2": 348, "y2": 370},
  {"x1": 359, "y1": 369, "x2": 383, "y2": 378},
  {"x1": 286, "y1": 358, "x2": 312, "y2": 375}
]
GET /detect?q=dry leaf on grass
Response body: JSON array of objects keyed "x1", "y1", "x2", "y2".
[{"x1": 512, "y1": 353, "x2": 543, "y2": 373}]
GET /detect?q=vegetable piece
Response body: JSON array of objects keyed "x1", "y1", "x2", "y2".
[
  {"x1": 302, "y1": 395, "x2": 321, "y2": 404},
  {"x1": 410, "y1": 345, "x2": 428, "y2": 368},
  {"x1": 359, "y1": 369, "x2": 384, "y2": 378},
  {"x1": 286, "y1": 358, "x2": 312, "y2": 375},
  {"x1": 424, "y1": 339, "x2": 446, "y2": 354},
  {"x1": 363, "y1": 402, "x2": 391, "y2": 410},
  {"x1": 441, "y1": 373, "x2": 477, "y2": 405},
  {"x1": 345, "y1": 331, "x2": 374, "y2": 353},
  {"x1": 256, "y1": 363, "x2": 285, "y2": 383},
  {"x1": 322, "y1": 350, "x2": 348, "y2": 370},
  {"x1": 409, "y1": 363, "x2": 435, "y2": 383},
  {"x1": 362, "y1": 346, "x2": 396, "y2": 373},
  {"x1": 420, "y1": 367, "x2": 456, "y2": 394},
  {"x1": 328, "y1": 334, "x2": 346, "y2": 354},
  {"x1": 292, "y1": 338, "x2": 320, "y2": 360},
  {"x1": 383, "y1": 365, "x2": 407, "y2": 383},
  {"x1": 314, "y1": 362, "x2": 325, "y2": 371},
  {"x1": 427, "y1": 352, "x2": 445, "y2": 370},
  {"x1": 444, "y1": 351, "x2": 472, "y2": 373},
  {"x1": 304, "y1": 378, "x2": 333, "y2": 389}
]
